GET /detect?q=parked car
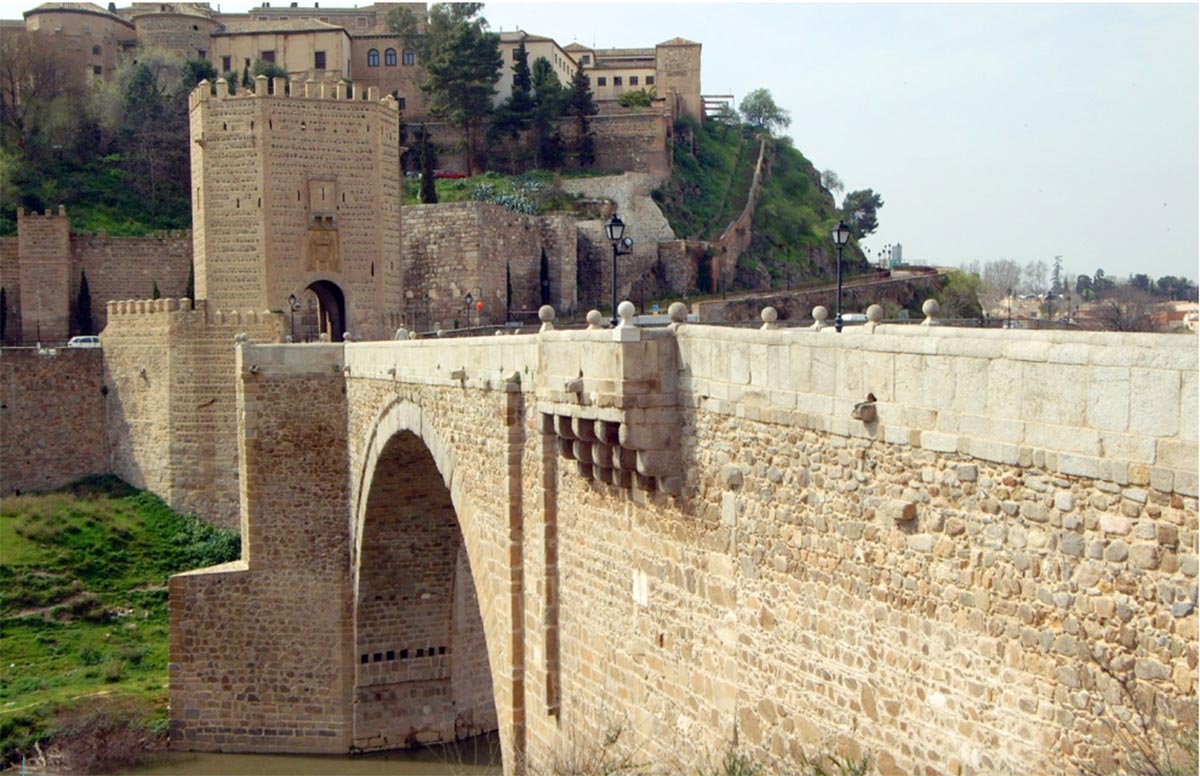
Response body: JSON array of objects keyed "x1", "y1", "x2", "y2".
[
  {"x1": 67, "y1": 335, "x2": 101, "y2": 348},
  {"x1": 433, "y1": 170, "x2": 467, "y2": 179}
]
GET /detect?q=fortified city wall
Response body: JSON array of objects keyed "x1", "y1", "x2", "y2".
[
  {"x1": 101, "y1": 298, "x2": 282, "y2": 529},
  {"x1": 402, "y1": 202, "x2": 577, "y2": 329},
  {"x1": 0, "y1": 348, "x2": 107, "y2": 494}
]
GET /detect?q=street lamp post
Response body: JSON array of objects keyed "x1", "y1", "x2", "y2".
[
  {"x1": 465, "y1": 291, "x2": 474, "y2": 330},
  {"x1": 832, "y1": 221, "x2": 852, "y2": 332},
  {"x1": 1007, "y1": 287, "x2": 1013, "y2": 328},
  {"x1": 288, "y1": 293, "x2": 299, "y2": 341},
  {"x1": 605, "y1": 213, "x2": 634, "y2": 327}
]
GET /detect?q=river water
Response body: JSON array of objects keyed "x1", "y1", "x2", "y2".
[{"x1": 123, "y1": 734, "x2": 502, "y2": 775}]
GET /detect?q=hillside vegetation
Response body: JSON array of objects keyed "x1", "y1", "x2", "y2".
[{"x1": 0, "y1": 476, "x2": 240, "y2": 771}]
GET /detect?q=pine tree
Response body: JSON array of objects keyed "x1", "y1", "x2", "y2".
[{"x1": 565, "y1": 64, "x2": 598, "y2": 168}]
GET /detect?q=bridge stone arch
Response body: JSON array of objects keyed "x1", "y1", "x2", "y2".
[{"x1": 350, "y1": 399, "x2": 498, "y2": 751}]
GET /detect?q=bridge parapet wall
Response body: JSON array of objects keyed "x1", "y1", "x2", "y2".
[{"x1": 675, "y1": 324, "x2": 1197, "y2": 496}]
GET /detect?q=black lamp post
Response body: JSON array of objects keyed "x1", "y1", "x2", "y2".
[
  {"x1": 465, "y1": 291, "x2": 474, "y2": 330},
  {"x1": 288, "y1": 293, "x2": 299, "y2": 341},
  {"x1": 832, "y1": 220, "x2": 852, "y2": 332},
  {"x1": 605, "y1": 213, "x2": 634, "y2": 327}
]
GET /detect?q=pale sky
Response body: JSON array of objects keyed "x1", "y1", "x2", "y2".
[{"x1": 5, "y1": 0, "x2": 1197, "y2": 283}]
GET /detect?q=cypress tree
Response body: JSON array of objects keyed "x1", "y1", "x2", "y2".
[
  {"x1": 0, "y1": 287, "x2": 7, "y2": 342},
  {"x1": 76, "y1": 270, "x2": 93, "y2": 335},
  {"x1": 419, "y1": 126, "x2": 438, "y2": 204}
]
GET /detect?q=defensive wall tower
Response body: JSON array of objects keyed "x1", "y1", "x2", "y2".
[
  {"x1": 189, "y1": 76, "x2": 403, "y2": 342},
  {"x1": 655, "y1": 38, "x2": 703, "y2": 123},
  {"x1": 16, "y1": 206, "x2": 71, "y2": 343}
]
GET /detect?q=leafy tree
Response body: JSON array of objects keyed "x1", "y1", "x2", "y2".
[
  {"x1": 1130, "y1": 273, "x2": 1152, "y2": 293},
  {"x1": 182, "y1": 59, "x2": 218, "y2": 90},
  {"x1": 221, "y1": 71, "x2": 239, "y2": 94},
  {"x1": 1023, "y1": 259, "x2": 1048, "y2": 294},
  {"x1": 739, "y1": 88, "x2": 790, "y2": 134},
  {"x1": 76, "y1": 270, "x2": 93, "y2": 335},
  {"x1": 250, "y1": 59, "x2": 289, "y2": 93},
  {"x1": 972, "y1": 258, "x2": 1023, "y2": 315},
  {"x1": 565, "y1": 64, "x2": 598, "y2": 168},
  {"x1": 1156, "y1": 275, "x2": 1198, "y2": 301},
  {"x1": 1093, "y1": 268, "x2": 1115, "y2": 296},
  {"x1": 841, "y1": 189, "x2": 883, "y2": 238},
  {"x1": 821, "y1": 169, "x2": 844, "y2": 198},
  {"x1": 935, "y1": 270, "x2": 983, "y2": 318},
  {"x1": 1076, "y1": 273, "x2": 1094, "y2": 301},
  {"x1": 1094, "y1": 285, "x2": 1158, "y2": 332},
  {"x1": 617, "y1": 87, "x2": 655, "y2": 109},
  {"x1": 390, "y1": 3, "x2": 501, "y2": 175}
]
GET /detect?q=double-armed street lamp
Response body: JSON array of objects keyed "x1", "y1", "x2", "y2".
[
  {"x1": 605, "y1": 213, "x2": 635, "y2": 327},
  {"x1": 832, "y1": 220, "x2": 852, "y2": 332},
  {"x1": 287, "y1": 293, "x2": 300, "y2": 341},
  {"x1": 465, "y1": 291, "x2": 474, "y2": 330}
]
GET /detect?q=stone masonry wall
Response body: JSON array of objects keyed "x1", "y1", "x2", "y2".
[
  {"x1": 103, "y1": 299, "x2": 282, "y2": 528},
  {"x1": 0, "y1": 236, "x2": 21, "y2": 344},
  {"x1": 402, "y1": 202, "x2": 576, "y2": 330},
  {"x1": 0, "y1": 348, "x2": 107, "y2": 494},
  {"x1": 170, "y1": 343, "x2": 353, "y2": 753},
  {"x1": 75, "y1": 232, "x2": 193, "y2": 332},
  {"x1": 694, "y1": 271, "x2": 948, "y2": 323},
  {"x1": 17, "y1": 208, "x2": 71, "y2": 343},
  {"x1": 170, "y1": 324, "x2": 1196, "y2": 774}
]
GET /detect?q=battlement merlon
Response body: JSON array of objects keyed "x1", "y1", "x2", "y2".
[
  {"x1": 104, "y1": 298, "x2": 283, "y2": 326},
  {"x1": 189, "y1": 78, "x2": 397, "y2": 110},
  {"x1": 16, "y1": 205, "x2": 68, "y2": 220}
]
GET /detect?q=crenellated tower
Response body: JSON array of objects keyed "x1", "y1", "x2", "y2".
[{"x1": 189, "y1": 76, "x2": 404, "y2": 341}]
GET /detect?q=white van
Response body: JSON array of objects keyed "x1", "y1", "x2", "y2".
[{"x1": 67, "y1": 335, "x2": 101, "y2": 348}]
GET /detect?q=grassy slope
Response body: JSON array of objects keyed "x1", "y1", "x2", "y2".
[{"x1": 0, "y1": 476, "x2": 239, "y2": 767}]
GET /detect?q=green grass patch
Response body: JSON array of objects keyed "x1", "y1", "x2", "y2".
[{"x1": 0, "y1": 475, "x2": 239, "y2": 768}]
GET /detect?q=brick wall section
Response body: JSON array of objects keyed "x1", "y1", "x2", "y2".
[
  {"x1": 0, "y1": 348, "x2": 107, "y2": 494},
  {"x1": 402, "y1": 202, "x2": 576, "y2": 329},
  {"x1": 17, "y1": 208, "x2": 71, "y2": 343}
]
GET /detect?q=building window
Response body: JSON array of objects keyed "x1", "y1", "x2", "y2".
[
  {"x1": 261, "y1": 50, "x2": 275, "y2": 63},
  {"x1": 93, "y1": 65, "x2": 102, "y2": 75},
  {"x1": 367, "y1": 48, "x2": 379, "y2": 67},
  {"x1": 315, "y1": 51, "x2": 326, "y2": 69},
  {"x1": 646, "y1": 75, "x2": 655, "y2": 86},
  {"x1": 356, "y1": 16, "x2": 367, "y2": 28},
  {"x1": 385, "y1": 48, "x2": 396, "y2": 66},
  {"x1": 91, "y1": 45, "x2": 101, "y2": 56},
  {"x1": 613, "y1": 76, "x2": 622, "y2": 86},
  {"x1": 402, "y1": 49, "x2": 414, "y2": 66},
  {"x1": 197, "y1": 49, "x2": 206, "y2": 60},
  {"x1": 630, "y1": 75, "x2": 638, "y2": 86},
  {"x1": 222, "y1": 55, "x2": 231, "y2": 72},
  {"x1": 398, "y1": 97, "x2": 406, "y2": 110},
  {"x1": 581, "y1": 54, "x2": 590, "y2": 65},
  {"x1": 597, "y1": 76, "x2": 607, "y2": 87}
]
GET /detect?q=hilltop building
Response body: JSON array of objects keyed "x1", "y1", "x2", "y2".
[{"x1": 4, "y1": 2, "x2": 704, "y2": 123}]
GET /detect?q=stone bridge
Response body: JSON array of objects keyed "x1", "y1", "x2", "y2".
[{"x1": 169, "y1": 316, "x2": 1197, "y2": 774}]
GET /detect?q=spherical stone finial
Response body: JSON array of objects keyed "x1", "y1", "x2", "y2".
[
  {"x1": 668, "y1": 301, "x2": 688, "y2": 324},
  {"x1": 921, "y1": 298, "x2": 941, "y2": 326},
  {"x1": 760, "y1": 306, "x2": 779, "y2": 330},
  {"x1": 617, "y1": 300, "x2": 637, "y2": 327},
  {"x1": 865, "y1": 304, "x2": 884, "y2": 333},
  {"x1": 810, "y1": 305, "x2": 829, "y2": 331},
  {"x1": 538, "y1": 304, "x2": 556, "y2": 333},
  {"x1": 495, "y1": 330, "x2": 505, "y2": 336},
  {"x1": 586, "y1": 309, "x2": 603, "y2": 330}
]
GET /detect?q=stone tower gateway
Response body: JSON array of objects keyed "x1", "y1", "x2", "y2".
[{"x1": 189, "y1": 76, "x2": 403, "y2": 341}]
